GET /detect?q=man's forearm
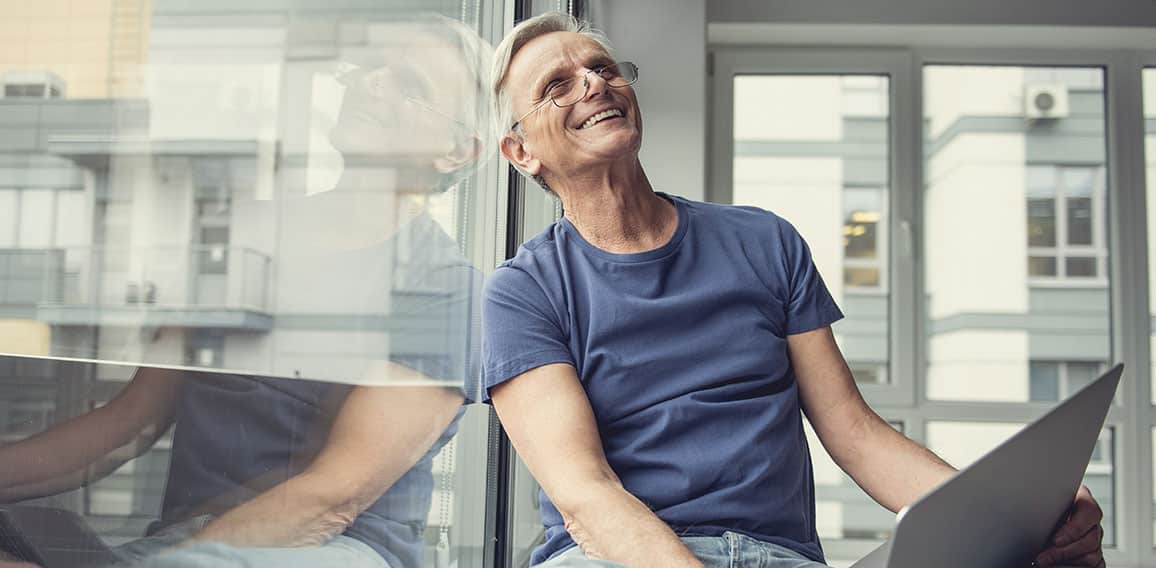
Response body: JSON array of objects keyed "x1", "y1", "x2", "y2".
[
  {"x1": 190, "y1": 470, "x2": 361, "y2": 548},
  {"x1": 190, "y1": 383, "x2": 463, "y2": 548},
  {"x1": 558, "y1": 479, "x2": 703, "y2": 568},
  {"x1": 842, "y1": 412, "x2": 957, "y2": 512}
]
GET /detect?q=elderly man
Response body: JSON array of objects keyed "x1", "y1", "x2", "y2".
[{"x1": 482, "y1": 12, "x2": 1106, "y2": 568}]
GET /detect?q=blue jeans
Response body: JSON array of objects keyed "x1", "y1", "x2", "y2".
[
  {"x1": 104, "y1": 516, "x2": 390, "y2": 568},
  {"x1": 538, "y1": 532, "x2": 829, "y2": 568}
]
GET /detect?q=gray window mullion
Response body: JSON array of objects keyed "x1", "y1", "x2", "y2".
[{"x1": 1105, "y1": 51, "x2": 1149, "y2": 564}]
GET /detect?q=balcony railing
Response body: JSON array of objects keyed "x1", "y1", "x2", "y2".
[{"x1": 0, "y1": 246, "x2": 272, "y2": 313}]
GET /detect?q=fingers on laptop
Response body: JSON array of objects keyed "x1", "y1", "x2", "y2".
[
  {"x1": 1034, "y1": 523, "x2": 1103, "y2": 567},
  {"x1": 1051, "y1": 486, "x2": 1101, "y2": 542}
]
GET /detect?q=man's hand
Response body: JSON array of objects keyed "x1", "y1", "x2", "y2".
[{"x1": 1034, "y1": 485, "x2": 1104, "y2": 568}]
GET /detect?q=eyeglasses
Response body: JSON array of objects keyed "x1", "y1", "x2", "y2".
[
  {"x1": 405, "y1": 96, "x2": 477, "y2": 134},
  {"x1": 338, "y1": 64, "x2": 479, "y2": 134},
  {"x1": 510, "y1": 61, "x2": 638, "y2": 132}
]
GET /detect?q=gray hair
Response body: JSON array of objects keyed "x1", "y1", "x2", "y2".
[{"x1": 490, "y1": 12, "x2": 614, "y2": 195}]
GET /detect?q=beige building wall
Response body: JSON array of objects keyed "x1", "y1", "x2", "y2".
[
  {"x1": 0, "y1": 0, "x2": 150, "y2": 98},
  {"x1": 0, "y1": 320, "x2": 52, "y2": 356}
]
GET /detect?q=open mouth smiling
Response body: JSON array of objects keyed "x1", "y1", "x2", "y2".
[{"x1": 578, "y1": 108, "x2": 624, "y2": 130}]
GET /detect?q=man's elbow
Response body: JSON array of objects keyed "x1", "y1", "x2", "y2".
[
  {"x1": 301, "y1": 473, "x2": 387, "y2": 540},
  {"x1": 550, "y1": 470, "x2": 625, "y2": 525},
  {"x1": 318, "y1": 501, "x2": 361, "y2": 539}
]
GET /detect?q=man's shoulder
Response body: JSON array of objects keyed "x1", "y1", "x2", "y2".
[
  {"x1": 497, "y1": 222, "x2": 564, "y2": 272},
  {"x1": 673, "y1": 194, "x2": 790, "y2": 237}
]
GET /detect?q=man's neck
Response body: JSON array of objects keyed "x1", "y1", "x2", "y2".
[{"x1": 557, "y1": 163, "x2": 677, "y2": 255}]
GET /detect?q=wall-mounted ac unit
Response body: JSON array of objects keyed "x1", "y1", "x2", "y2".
[
  {"x1": 0, "y1": 70, "x2": 66, "y2": 100},
  {"x1": 1024, "y1": 83, "x2": 1069, "y2": 119}
]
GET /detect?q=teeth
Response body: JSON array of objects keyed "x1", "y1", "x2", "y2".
[{"x1": 580, "y1": 108, "x2": 623, "y2": 129}]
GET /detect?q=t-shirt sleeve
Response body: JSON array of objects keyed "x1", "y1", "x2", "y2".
[
  {"x1": 481, "y1": 265, "x2": 575, "y2": 402},
  {"x1": 387, "y1": 262, "x2": 484, "y2": 404},
  {"x1": 776, "y1": 217, "x2": 844, "y2": 335},
  {"x1": 384, "y1": 217, "x2": 483, "y2": 403}
]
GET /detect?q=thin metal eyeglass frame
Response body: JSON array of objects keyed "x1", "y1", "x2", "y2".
[
  {"x1": 405, "y1": 96, "x2": 479, "y2": 135},
  {"x1": 509, "y1": 61, "x2": 638, "y2": 133}
]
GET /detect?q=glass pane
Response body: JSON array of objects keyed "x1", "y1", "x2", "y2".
[
  {"x1": 1066, "y1": 256, "x2": 1097, "y2": 278},
  {"x1": 845, "y1": 267, "x2": 880, "y2": 288},
  {"x1": 844, "y1": 189, "x2": 881, "y2": 260},
  {"x1": 924, "y1": 66, "x2": 1110, "y2": 402},
  {"x1": 1066, "y1": 361, "x2": 1100, "y2": 394},
  {"x1": 1061, "y1": 166, "x2": 1097, "y2": 197},
  {"x1": 1066, "y1": 197, "x2": 1094, "y2": 246},
  {"x1": 1029, "y1": 361, "x2": 1060, "y2": 402},
  {"x1": 1027, "y1": 198, "x2": 1057, "y2": 247},
  {"x1": 927, "y1": 422, "x2": 1115, "y2": 547},
  {"x1": 0, "y1": 2, "x2": 500, "y2": 564},
  {"x1": 731, "y1": 74, "x2": 891, "y2": 393},
  {"x1": 1029, "y1": 255, "x2": 1058, "y2": 277}
]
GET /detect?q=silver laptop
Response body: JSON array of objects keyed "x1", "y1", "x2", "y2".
[{"x1": 851, "y1": 363, "x2": 1123, "y2": 568}]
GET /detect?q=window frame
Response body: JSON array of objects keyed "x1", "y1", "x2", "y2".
[
  {"x1": 710, "y1": 43, "x2": 1156, "y2": 567},
  {"x1": 709, "y1": 48, "x2": 918, "y2": 408}
]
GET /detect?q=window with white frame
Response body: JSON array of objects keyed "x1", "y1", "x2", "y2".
[{"x1": 1026, "y1": 164, "x2": 1108, "y2": 280}]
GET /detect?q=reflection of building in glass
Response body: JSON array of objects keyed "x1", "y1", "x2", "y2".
[
  {"x1": 0, "y1": 0, "x2": 489, "y2": 560},
  {"x1": 731, "y1": 68, "x2": 1114, "y2": 548},
  {"x1": 0, "y1": 0, "x2": 150, "y2": 99}
]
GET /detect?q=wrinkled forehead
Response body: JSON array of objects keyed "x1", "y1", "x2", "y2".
[{"x1": 506, "y1": 31, "x2": 612, "y2": 90}]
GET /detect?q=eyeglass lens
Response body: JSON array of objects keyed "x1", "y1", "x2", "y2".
[{"x1": 550, "y1": 63, "x2": 637, "y2": 107}]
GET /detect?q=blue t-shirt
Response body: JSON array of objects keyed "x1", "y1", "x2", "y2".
[
  {"x1": 161, "y1": 213, "x2": 481, "y2": 568},
  {"x1": 482, "y1": 193, "x2": 843, "y2": 564}
]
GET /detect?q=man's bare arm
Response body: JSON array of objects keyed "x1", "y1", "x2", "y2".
[
  {"x1": 0, "y1": 367, "x2": 181, "y2": 503},
  {"x1": 789, "y1": 326, "x2": 955, "y2": 512},
  {"x1": 491, "y1": 363, "x2": 703, "y2": 568},
  {"x1": 790, "y1": 325, "x2": 1106, "y2": 567},
  {"x1": 191, "y1": 366, "x2": 464, "y2": 547}
]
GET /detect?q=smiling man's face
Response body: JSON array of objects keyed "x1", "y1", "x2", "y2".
[{"x1": 500, "y1": 31, "x2": 643, "y2": 188}]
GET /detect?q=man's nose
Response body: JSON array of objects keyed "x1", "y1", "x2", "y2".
[{"x1": 582, "y1": 70, "x2": 611, "y2": 101}]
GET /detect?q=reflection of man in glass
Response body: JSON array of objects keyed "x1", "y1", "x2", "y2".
[{"x1": 0, "y1": 14, "x2": 491, "y2": 568}]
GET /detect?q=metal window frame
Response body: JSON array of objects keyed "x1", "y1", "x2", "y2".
[
  {"x1": 710, "y1": 44, "x2": 1156, "y2": 567},
  {"x1": 1137, "y1": 52, "x2": 1156, "y2": 567},
  {"x1": 914, "y1": 48, "x2": 1151, "y2": 567}
]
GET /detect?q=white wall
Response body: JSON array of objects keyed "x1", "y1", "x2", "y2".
[
  {"x1": 589, "y1": 0, "x2": 707, "y2": 201},
  {"x1": 708, "y1": 0, "x2": 1156, "y2": 27}
]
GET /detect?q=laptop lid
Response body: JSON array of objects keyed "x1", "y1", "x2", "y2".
[{"x1": 851, "y1": 363, "x2": 1122, "y2": 568}]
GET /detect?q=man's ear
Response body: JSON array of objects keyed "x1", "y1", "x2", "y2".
[
  {"x1": 433, "y1": 134, "x2": 483, "y2": 175},
  {"x1": 499, "y1": 132, "x2": 541, "y2": 177}
]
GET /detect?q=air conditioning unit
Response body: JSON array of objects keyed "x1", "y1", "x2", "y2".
[
  {"x1": 1, "y1": 70, "x2": 66, "y2": 99},
  {"x1": 1024, "y1": 83, "x2": 1069, "y2": 119}
]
